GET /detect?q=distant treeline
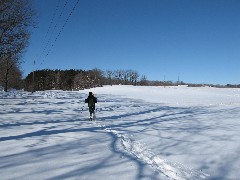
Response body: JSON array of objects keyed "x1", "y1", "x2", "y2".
[
  {"x1": 25, "y1": 69, "x2": 146, "y2": 91},
  {"x1": 24, "y1": 68, "x2": 240, "y2": 92},
  {"x1": 21, "y1": 68, "x2": 240, "y2": 92},
  {"x1": 3, "y1": 68, "x2": 239, "y2": 92}
]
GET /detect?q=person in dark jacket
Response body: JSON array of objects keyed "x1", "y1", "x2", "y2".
[{"x1": 85, "y1": 92, "x2": 97, "y2": 120}]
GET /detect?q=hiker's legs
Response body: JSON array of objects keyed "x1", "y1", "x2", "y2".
[{"x1": 89, "y1": 106, "x2": 95, "y2": 116}]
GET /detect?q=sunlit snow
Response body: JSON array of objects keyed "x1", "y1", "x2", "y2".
[{"x1": 1, "y1": 85, "x2": 240, "y2": 179}]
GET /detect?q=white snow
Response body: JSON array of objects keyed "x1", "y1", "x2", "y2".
[{"x1": 1, "y1": 85, "x2": 240, "y2": 179}]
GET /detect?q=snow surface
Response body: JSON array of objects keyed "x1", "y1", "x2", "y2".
[{"x1": 1, "y1": 85, "x2": 240, "y2": 179}]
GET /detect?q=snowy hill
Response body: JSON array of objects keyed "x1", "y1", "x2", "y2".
[{"x1": 1, "y1": 85, "x2": 240, "y2": 179}]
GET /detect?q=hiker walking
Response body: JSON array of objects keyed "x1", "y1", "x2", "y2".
[{"x1": 85, "y1": 92, "x2": 97, "y2": 120}]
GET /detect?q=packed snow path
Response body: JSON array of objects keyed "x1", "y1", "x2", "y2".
[
  {"x1": 1, "y1": 86, "x2": 240, "y2": 179},
  {"x1": 102, "y1": 125, "x2": 208, "y2": 179}
]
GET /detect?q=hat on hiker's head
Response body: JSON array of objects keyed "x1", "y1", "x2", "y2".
[{"x1": 89, "y1": 92, "x2": 93, "y2": 95}]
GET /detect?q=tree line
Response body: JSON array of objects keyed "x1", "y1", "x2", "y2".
[
  {"x1": 24, "y1": 69, "x2": 146, "y2": 92},
  {"x1": 5, "y1": 67, "x2": 240, "y2": 92}
]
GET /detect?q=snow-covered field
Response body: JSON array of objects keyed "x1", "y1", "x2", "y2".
[{"x1": 1, "y1": 85, "x2": 240, "y2": 180}]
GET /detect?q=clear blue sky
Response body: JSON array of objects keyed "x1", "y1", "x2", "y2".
[{"x1": 23, "y1": 0, "x2": 240, "y2": 85}]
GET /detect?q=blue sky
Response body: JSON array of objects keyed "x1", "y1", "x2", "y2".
[{"x1": 23, "y1": 0, "x2": 240, "y2": 85}]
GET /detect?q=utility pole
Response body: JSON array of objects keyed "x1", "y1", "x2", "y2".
[
  {"x1": 164, "y1": 75, "x2": 166, "y2": 88},
  {"x1": 32, "y1": 60, "x2": 35, "y2": 93},
  {"x1": 177, "y1": 73, "x2": 180, "y2": 85}
]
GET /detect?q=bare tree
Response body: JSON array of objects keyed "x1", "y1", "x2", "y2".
[
  {"x1": 91, "y1": 68, "x2": 104, "y2": 87},
  {"x1": 0, "y1": 0, "x2": 35, "y2": 91},
  {"x1": 124, "y1": 70, "x2": 132, "y2": 85},
  {"x1": 114, "y1": 69, "x2": 125, "y2": 84},
  {"x1": 0, "y1": 58, "x2": 22, "y2": 89},
  {"x1": 74, "y1": 72, "x2": 86, "y2": 90},
  {"x1": 139, "y1": 75, "x2": 148, "y2": 86},
  {"x1": 128, "y1": 70, "x2": 139, "y2": 85},
  {"x1": 105, "y1": 70, "x2": 113, "y2": 85}
]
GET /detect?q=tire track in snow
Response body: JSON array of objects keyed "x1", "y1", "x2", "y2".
[{"x1": 97, "y1": 122, "x2": 209, "y2": 180}]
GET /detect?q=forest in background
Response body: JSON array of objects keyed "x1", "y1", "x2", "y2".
[
  {"x1": 23, "y1": 68, "x2": 240, "y2": 92},
  {"x1": 25, "y1": 68, "x2": 147, "y2": 92}
]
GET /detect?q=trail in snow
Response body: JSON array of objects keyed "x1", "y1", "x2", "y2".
[
  {"x1": 2, "y1": 87, "x2": 240, "y2": 179},
  {"x1": 95, "y1": 121, "x2": 209, "y2": 180}
]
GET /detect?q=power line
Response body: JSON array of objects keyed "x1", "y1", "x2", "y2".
[
  {"x1": 37, "y1": 0, "x2": 69, "y2": 64},
  {"x1": 35, "y1": 0, "x2": 67, "y2": 69},
  {"x1": 34, "y1": 0, "x2": 61, "y2": 64},
  {"x1": 43, "y1": 0, "x2": 61, "y2": 43},
  {"x1": 36, "y1": 0, "x2": 80, "y2": 70},
  {"x1": 45, "y1": 0, "x2": 79, "y2": 57}
]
